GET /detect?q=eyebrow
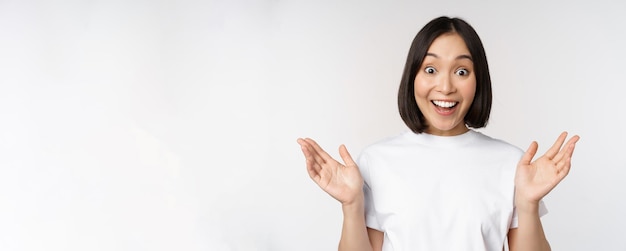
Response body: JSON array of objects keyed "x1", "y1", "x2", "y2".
[{"x1": 426, "y1": 52, "x2": 473, "y2": 61}]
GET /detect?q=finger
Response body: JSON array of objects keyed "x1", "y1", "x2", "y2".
[
  {"x1": 300, "y1": 140, "x2": 327, "y2": 169},
  {"x1": 556, "y1": 155, "x2": 573, "y2": 181},
  {"x1": 339, "y1": 144, "x2": 357, "y2": 167},
  {"x1": 556, "y1": 139, "x2": 578, "y2": 174},
  {"x1": 552, "y1": 135, "x2": 580, "y2": 163},
  {"x1": 298, "y1": 138, "x2": 329, "y2": 166},
  {"x1": 568, "y1": 136, "x2": 579, "y2": 156},
  {"x1": 520, "y1": 141, "x2": 539, "y2": 165},
  {"x1": 544, "y1": 131, "x2": 568, "y2": 159},
  {"x1": 298, "y1": 139, "x2": 326, "y2": 173},
  {"x1": 306, "y1": 161, "x2": 321, "y2": 182},
  {"x1": 304, "y1": 138, "x2": 334, "y2": 164},
  {"x1": 557, "y1": 155, "x2": 571, "y2": 174},
  {"x1": 305, "y1": 146, "x2": 324, "y2": 172}
]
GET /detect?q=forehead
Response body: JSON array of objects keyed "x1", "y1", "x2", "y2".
[{"x1": 427, "y1": 33, "x2": 470, "y2": 56}]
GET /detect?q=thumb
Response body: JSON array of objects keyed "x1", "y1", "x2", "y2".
[
  {"x1": 520, "y1": 141, "x2": 539, "y2": 165},
  {"x1": 339, "y1": 144, "x2": 357, "y2": 167}
]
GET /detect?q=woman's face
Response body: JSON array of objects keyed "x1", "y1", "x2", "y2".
[{"x1": 414, "y1": 32, "x2": 476, "y2": 136}]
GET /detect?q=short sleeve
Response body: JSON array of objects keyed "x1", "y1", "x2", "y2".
[
  {"x1": 509, "y1": 200, "x2": 549, "y2": 229},
  {"x1": 363, "y1": 183, "x2": 381, "y2": 230},
  {"x1": 357, "y1": 152, "x2": 382, "y2": 230}
]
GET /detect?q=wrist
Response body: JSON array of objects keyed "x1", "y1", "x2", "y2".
[
  {"x1": 515, "y1": 199, "x2": 541, "y2": 215},
  {"x1": 341, "y1": 193, "x2": 365, "y2": 213}
]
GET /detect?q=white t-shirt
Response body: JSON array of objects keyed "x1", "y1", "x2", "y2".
[{"x1": 357, "y1": 130, "x2": 546, "y2": 251}]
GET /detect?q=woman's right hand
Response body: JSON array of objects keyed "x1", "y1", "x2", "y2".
[{"x1": 297, "y1": 138, "x2": 364, "y2": 206}]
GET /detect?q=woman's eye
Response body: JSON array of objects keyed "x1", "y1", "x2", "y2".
[
  {"x1": 455, "y1": 68, "x2": 469, "y2": 76},
  {"x1": 424, "y1": 67, "x2": 436, "y2": 74}
]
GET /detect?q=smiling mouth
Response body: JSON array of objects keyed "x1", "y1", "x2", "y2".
[{"x1": 432, "y1": 100, "x2": 458, "y2": 109}]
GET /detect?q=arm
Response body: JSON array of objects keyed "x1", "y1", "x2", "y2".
[
  {"x1": 368, "y1": 227, "x2": 384, "y2": 251},
  {"x1": 507, "y1": 205, "x2": 550, "y2": 251},
  {"x1": 338, "y1": 198, "x2": 381, "y2": 251},
  {"x1": 509, "y1": 132, "x2": 579, "y2": 251},
  {"x1": 297, "y1": 138, "x2": 383, "y2": 251}
]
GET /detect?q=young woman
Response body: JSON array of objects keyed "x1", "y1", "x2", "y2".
[{"x1": 297, "y1": 16, "x2": 579, "y2": 251}]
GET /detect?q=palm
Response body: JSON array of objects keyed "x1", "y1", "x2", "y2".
[
  {"x1": 515, "y1": 132, "x2": 580, "y2": 206},
  {"x1": 297, "y1": 138, "x2": 363, "y2": 205}
]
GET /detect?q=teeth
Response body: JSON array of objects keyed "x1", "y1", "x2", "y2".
[{"x1": 432, "y1": 100, "x2": 457, "y2": 108}]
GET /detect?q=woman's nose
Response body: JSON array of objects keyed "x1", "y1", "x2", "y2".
[{"x1": 435, "y1": 74, "x2": 455, "y2": 94}]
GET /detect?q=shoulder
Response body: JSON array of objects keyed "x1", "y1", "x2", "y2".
[
  {"x1": 359, "y1": 130, "x2": 414, "y2": 156},
  {"x1": 356, "y1": 131, "x2": 413, "y2": 175},
  {"x1": 471, "y1": 130, "x2": 524, "y2": 158}
]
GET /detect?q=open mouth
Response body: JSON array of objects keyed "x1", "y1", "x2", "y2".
[{"x1": 432, "y1": 100, "x2": 458, "y2": 109}]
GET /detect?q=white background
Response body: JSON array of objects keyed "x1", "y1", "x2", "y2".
[{"x1": 1, "y1": 0, "x2": 624, "y2": 250}]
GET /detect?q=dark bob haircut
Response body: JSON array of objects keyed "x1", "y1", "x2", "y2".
[{"x1": 398, "y1": 16, "x2": 492, "y2": 134}]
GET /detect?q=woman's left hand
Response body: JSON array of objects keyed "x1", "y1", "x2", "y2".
[{"x1": 514, "y1": 131, "x2": 580, "y2": 212}]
